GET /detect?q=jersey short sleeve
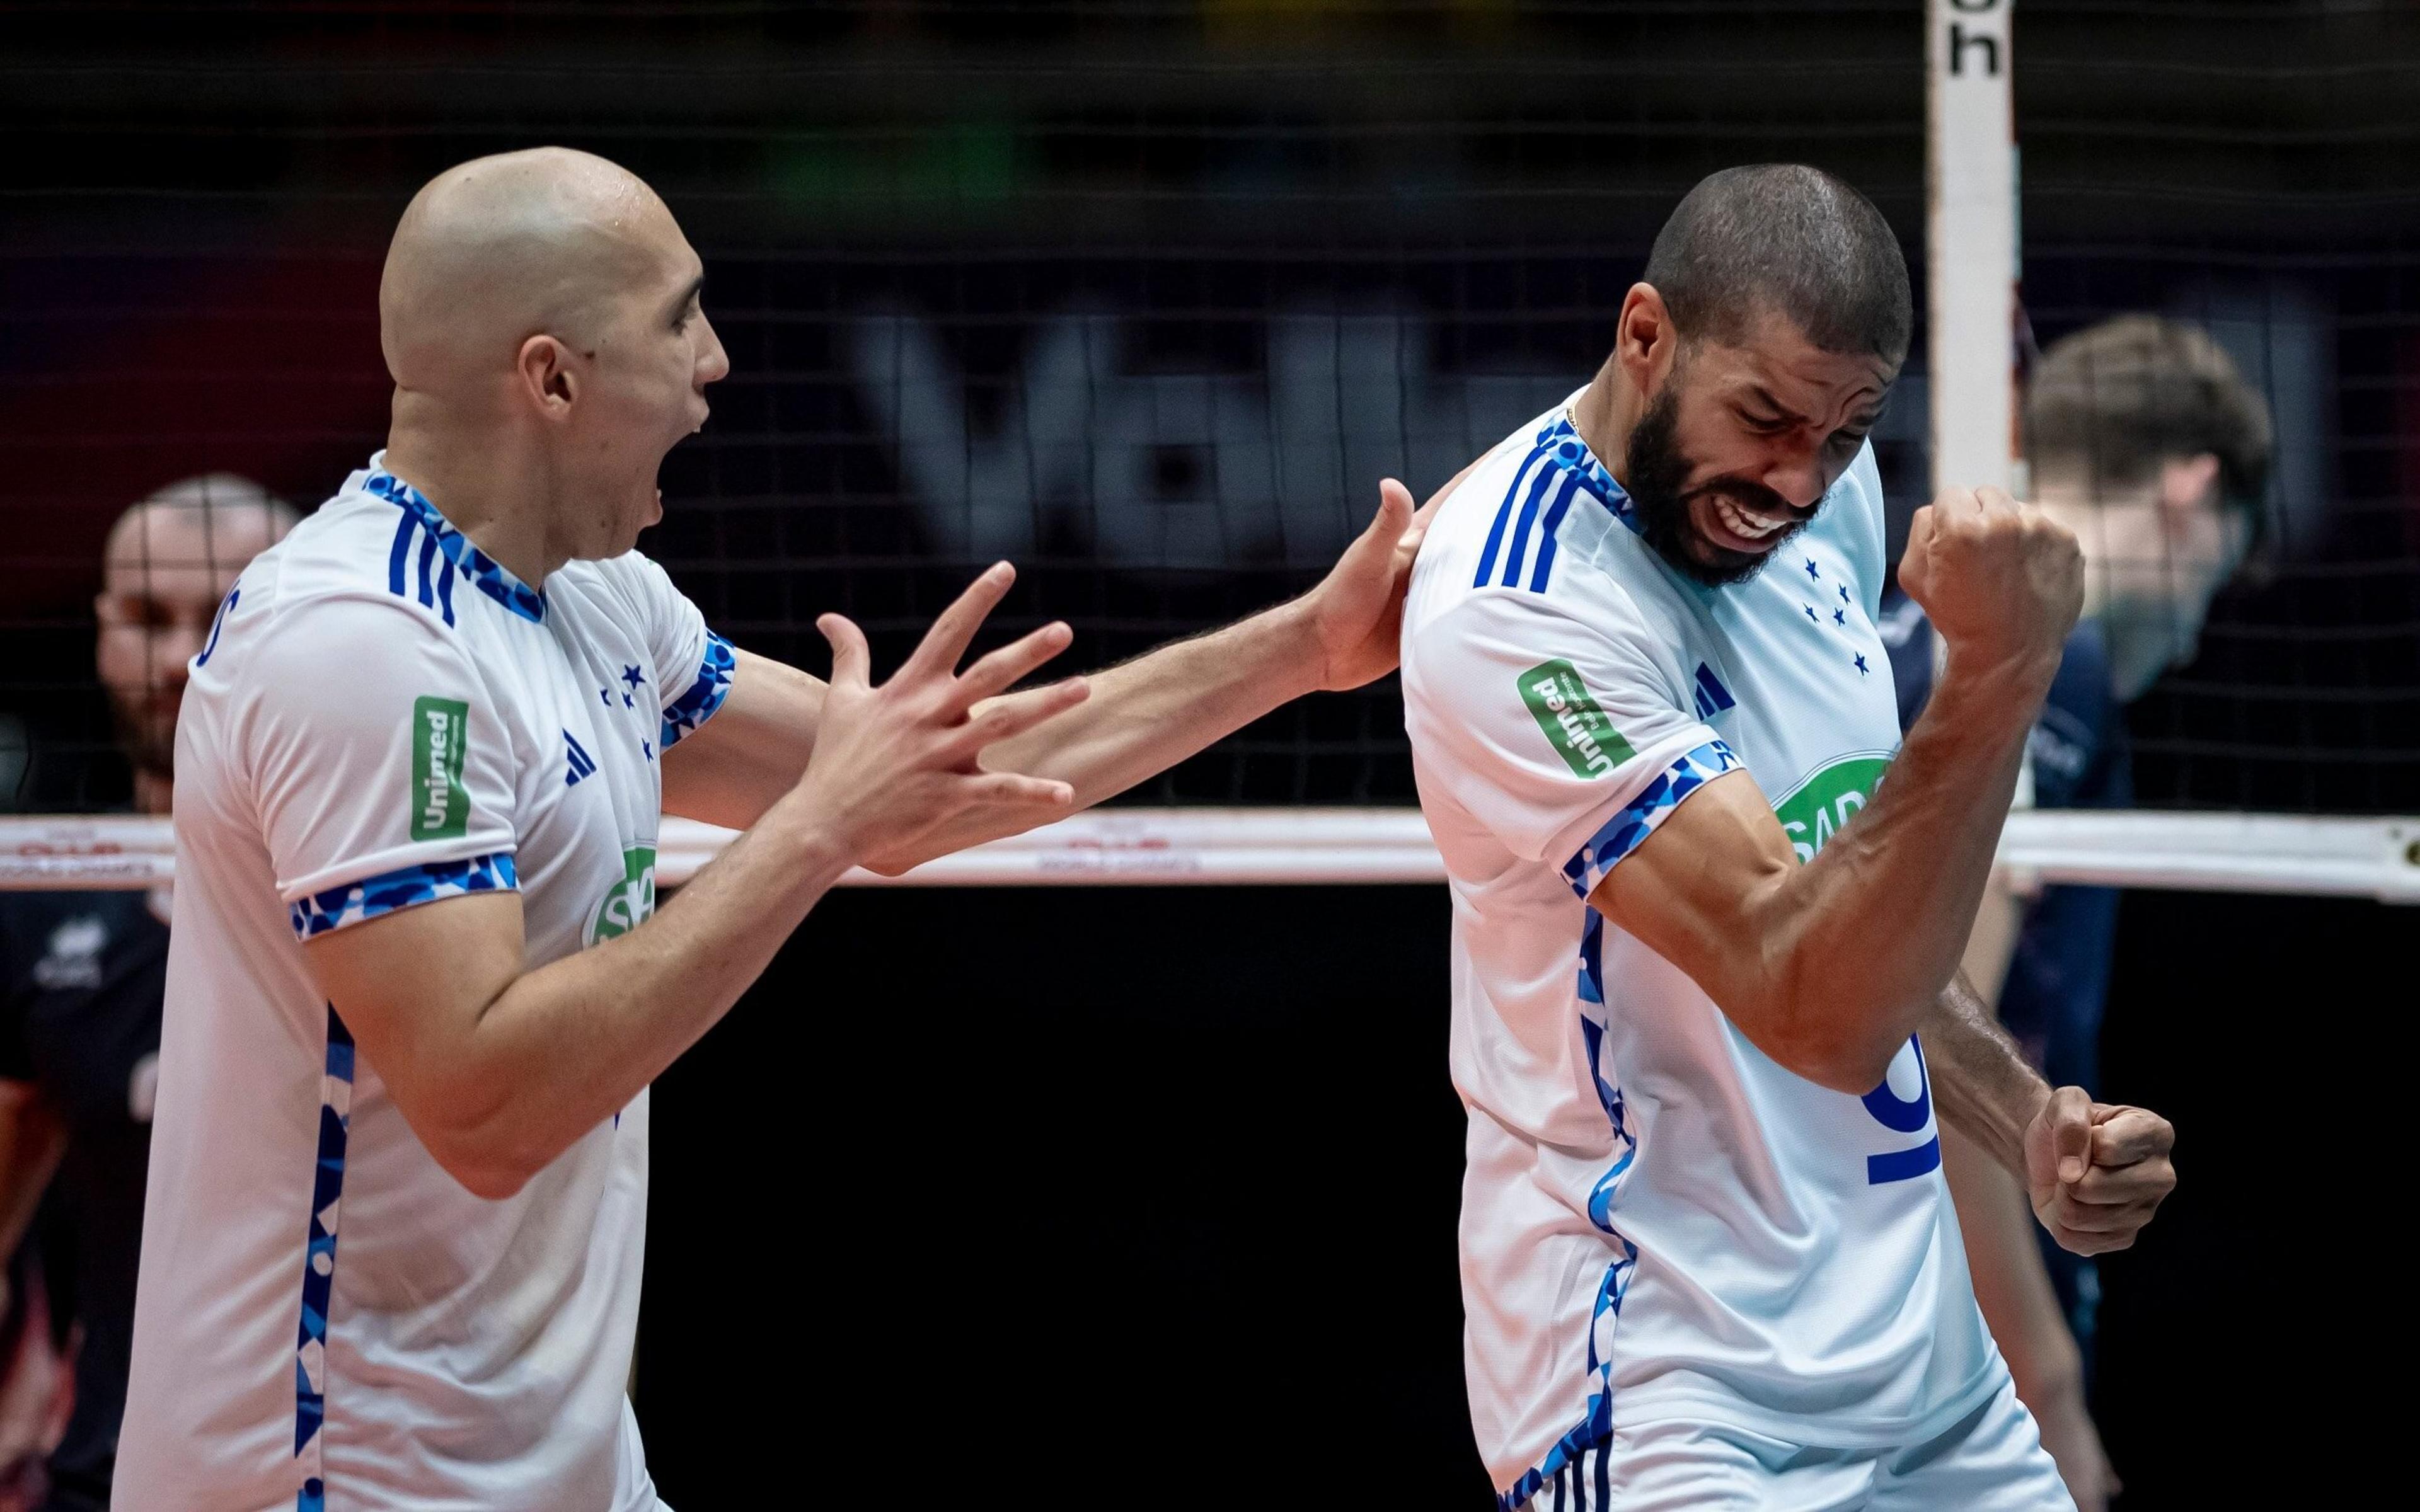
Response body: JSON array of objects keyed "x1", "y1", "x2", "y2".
[
  {"x1": 1407, "y1": 587, "x2": 1736, "y2": 896},
  {"x1": 587, "y1": 551, "x2": 733, "y2": 752},
  {"x1": 238, "y1": 594, "x2": 521, "y2": 940}
]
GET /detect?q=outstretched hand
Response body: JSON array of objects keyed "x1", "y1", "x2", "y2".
[
  {"x1": 1303, "y1": 465, "x2": 1471, "y2": 691},
  {"x1": 2024, "y1": 1085, "x2": 2177, "y2": 1256},
  {"x1": 793, "y1": 563, "x2": 1090, "y2": 864}
]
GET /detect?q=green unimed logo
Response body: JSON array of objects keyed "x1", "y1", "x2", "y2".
[
  {"x1": 1773, "y1": 753, "x2": 1893, "y2": 864},
  {"x1": 1519, "y1": 658, "x2": 1636, "y2": 779},
  {"x1": 410, "y1": 696, "x2": 470, "y2": 840}
]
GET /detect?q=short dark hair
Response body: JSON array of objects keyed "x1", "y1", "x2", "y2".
[
  {"x1": 1643, "y1": 164, "x2": 1912, "y2": 362},
  {"x1": 2024, "y1": 314, "x2": 2274, "y2": 514}
]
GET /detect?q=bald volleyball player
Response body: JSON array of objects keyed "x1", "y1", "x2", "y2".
[{"x1": 116, "y1": 148, "x2": 1429, "y2": 1510}]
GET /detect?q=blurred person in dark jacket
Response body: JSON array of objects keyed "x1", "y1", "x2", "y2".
[
  {"x1": 1882, "y1": 314, "x2": 2271, "y2": 1511},
  {"x1": 0, "y1": 476, "x2": 294, "y2": 1511}
]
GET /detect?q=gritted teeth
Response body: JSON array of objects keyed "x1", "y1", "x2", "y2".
[{"x1": 1713, "y1": 496, "x2": 1787, "y2": 541}]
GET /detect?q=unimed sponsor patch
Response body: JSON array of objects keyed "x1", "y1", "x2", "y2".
[
  {"x1": 1519, "y1": 659, "x2": 1635, "y2": 779},
  {"x1": 410, "y1": 696, "x2": 470, "y2": 840}
]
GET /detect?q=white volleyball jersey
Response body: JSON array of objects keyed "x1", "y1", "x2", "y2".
[
  {"x1": 117, "y1": 455, "x2": 734, "y2": 1512},
  {"x1": 1400, "y1": 398, "x2": 1999, "y2": 1506}
]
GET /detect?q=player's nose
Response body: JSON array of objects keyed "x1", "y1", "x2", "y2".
[
  {"x1": 1758, "y1": 442, "x2": 1828, "y2": 512},
  {"x1": 696, "y1": 314, "x2": 730, "y2": 386}
]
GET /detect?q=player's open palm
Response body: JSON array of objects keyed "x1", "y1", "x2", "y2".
[
  {"x1": 2024, "y1": 1085, "x2": 2177, "y2": 1257},
  {"x1": 793, "y1": 562, "x2": 1089, "y2": 864},
  {"x1": 1899, "y1": 485, "x2": 2084, "y2": 680}
]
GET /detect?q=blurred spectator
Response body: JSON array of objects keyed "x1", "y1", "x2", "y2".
[
  {"x1": 0, "y1": 477, "x2": 295, "y2": 1511},
  {"x1": 1882, "y1": 314, "x2": 2272, "y2": 1509}
]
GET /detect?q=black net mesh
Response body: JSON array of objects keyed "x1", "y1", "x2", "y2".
[{"x1": 2, "y1": 1, "x2": 2413, "y2": 813}]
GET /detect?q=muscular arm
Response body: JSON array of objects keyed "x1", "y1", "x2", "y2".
[
  {"x1": 1590, "y1": 659, "x2": 2046, "y2": 1092},
  {"x1": 303, "y1": 571, "x2": 1081, "y2": 1200},
  {"x1": 663, "y1": 478, "x2": 1443, "y2": 866},
  {"x1": 305, "y1": 815, "x2": 849, "y2": 1199},
  {"x1": 1588, "y1": 489, "x2": 2076, "y2": 1092}
]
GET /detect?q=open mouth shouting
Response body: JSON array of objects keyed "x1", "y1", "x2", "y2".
[{"x1": 1696, "y1": 490, "x2": 1804, "y2": 556}]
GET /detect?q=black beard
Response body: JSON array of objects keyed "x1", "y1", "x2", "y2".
[{"x1": 1624, "y1": 385, "x2": 1814, "y2": 588}]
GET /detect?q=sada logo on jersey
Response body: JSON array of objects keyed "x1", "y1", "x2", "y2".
[
  {"x1": 1773, "y1": 753, "x2": 1893, "y2": 863},
  {"x1": 584, "y1": 845, "x2": 657, "y2": 946}
]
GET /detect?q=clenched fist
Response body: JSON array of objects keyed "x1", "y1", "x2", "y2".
[
  {"x1": 1899, "y1": 486, "x2": 2084, "y2": 684},
  {"x1": 2024, "y1": 1085, "x2": 2177, "y2": 1257}
]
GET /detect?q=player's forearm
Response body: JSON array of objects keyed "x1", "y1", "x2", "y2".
[
  {"x1": 1748, "y1": 654, "x2": 2048, "y2": 1087},
  {"x1": 436, "y1": 798, "x2": 852, "y2": 1196},
  {"x1": 867, "y1": 601, "x2": 1322, "y2": 871},
  {"x1": 1920, "y1": 971, "x2": 2050, "y2": 1180}
]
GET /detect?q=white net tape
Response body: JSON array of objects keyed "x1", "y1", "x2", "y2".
[{"x1": 4, "y1": 809, "x2": 2417, "y2": 901}]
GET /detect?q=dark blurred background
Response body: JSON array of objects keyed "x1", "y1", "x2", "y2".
[{"x1": 1, "y1": 2, "x2": 2412, "y2": 1506}]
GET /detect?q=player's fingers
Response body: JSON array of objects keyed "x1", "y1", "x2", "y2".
[
  {"x1": 943, "y1": 678, "x2": 1092, "y2": 757},
  {"x1": 2046, "y1": 1085, "x2": 2094, "y2": 1185},
  {"x1": 1331, "y1": 476, "x2": 1416, "y2": 579},
  {"x1": 2065, "y1": 1160, "x2": 2174, "y2": 1209},
  {"x1": 952, "y1": 621, "x2": 1075, "y2": 706},
  {"x1": 958, "y1": 770, "x2": 1077, "y2": 810},
  {"x1": 1899, "y1": 505, "x2": 1938, "y2": 589},
  {"x1": 1373, "y1": 476, "x2": 1415, "y2": 539},
  {"x1": 2089, "y1": 1106, "x2": 2175, "y2": 1167},
  {"x1": 816, "y1": 613, "x2": 872, "y2": 690},
  {"x1": 2047, "y1": 1196, "x2": 2162, "y2": 1238},
  {"x1": 900, "y1": 561, "x2": 1015, "y2": 683}
]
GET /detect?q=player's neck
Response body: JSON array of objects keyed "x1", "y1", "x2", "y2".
[
  {"x1": 1572, "y1": 355, "x2": 1636, "y2": 487},
  {"x1": 380, "y1": 412, "x2": 573, "y2": 588}
]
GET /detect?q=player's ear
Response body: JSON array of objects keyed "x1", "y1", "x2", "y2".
[
  {"x1": 2157, "y1": 453, "x2": 2221, "y2": 522},
  {"x1": 515, "y1": 334, "x2": 578, "y2": 421},
  {"x1": 1615, "y1": 283, "x2": 1675, "y2": 390}
]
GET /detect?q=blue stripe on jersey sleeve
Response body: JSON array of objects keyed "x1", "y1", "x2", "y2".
[
  {"x1": 1561, "y1": 741, "x2": 1741, "y2": 900},
  {"x1": 287, "y1": 852, "x2": 518, "y2": 941},
  {"x1": 659, "y1": 632, "x2": 737, "y2": 751}
]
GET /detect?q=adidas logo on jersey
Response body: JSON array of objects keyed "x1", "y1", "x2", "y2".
[{"x1": 563, "y1": 730, "x2": 597, "y2": 788}]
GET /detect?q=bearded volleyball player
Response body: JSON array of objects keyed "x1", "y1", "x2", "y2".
[
  {"x1": 114, "y1": 148, "x2": 1428, "y2": 1509},
  {"x1": 1400, "y1": 165, "x2": 2179, "y2": 1508}
]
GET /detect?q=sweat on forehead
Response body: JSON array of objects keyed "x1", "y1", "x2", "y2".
[{"x1": 379, "y1": 147, "x2": 677, "y2": 384}]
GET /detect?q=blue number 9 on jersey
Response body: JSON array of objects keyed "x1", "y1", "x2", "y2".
[{"x1": 1861, "y1": 1037, "x2": 1941, "y2": 1184}]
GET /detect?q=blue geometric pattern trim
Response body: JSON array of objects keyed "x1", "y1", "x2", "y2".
[
  {"x1": 360, "y1": 467, "x2": 546, "y2": 624},
  {"x1": 1494, "y1": 915, "x2": 1639, "y2": 1512},
  {"x1": 1472, "y1": 413, "x2": 1638, "y2": 596},
  {"x1": 292, "y1": 1004, "x2": 354, "y2": 1509},
  {"x1": 1561, "y1": 741, "x2": 1741, "y2": 900},
  {"x1": 287, "y1": 852, "x2": 518, "y2": 941},
  {"x1": 659, "y1": 631, "x2": 735, "y2": 751}
]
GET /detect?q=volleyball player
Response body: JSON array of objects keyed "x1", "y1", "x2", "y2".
[
  {"x1": 1399, "y1": 166, "x2": 2179, "y2": 1508},
  {"x1": 115, "y1": 148, "x2": 1428, "y2": 1509},
  {"x1": 0, "y1": 478, "x2": 295, "y2": 1509}
]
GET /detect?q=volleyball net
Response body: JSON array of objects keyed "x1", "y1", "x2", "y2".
[{"x1": 1, "y1": 1, "x2": 2415, "y2": 899}]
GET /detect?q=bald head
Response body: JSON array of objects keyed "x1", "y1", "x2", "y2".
[
  {"x1": 381, "y1": 147, "x2": 679, "y2": 395},
  {"x1": 98, "y1": 474, "x2": 299, "y2": 784}
]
